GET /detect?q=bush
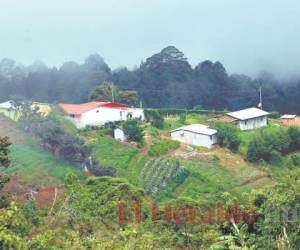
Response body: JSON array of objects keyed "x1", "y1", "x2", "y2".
[
  {"x1": 148, "y1": 139, "x2": 180, "y2": 157},
  {"x1": 123, "y1": 119, "x2": 144, "y2": 142},
  {"x1": 269, "y1": 150, "x2": 282, "y2": 166},
  {"x1": 144, "y1": 110, "x2": 164, "y2": 129},
  {"x1": 288, "y1": 127, "x2": 300, "y2": 151},
  {"x1": 213, "y1": 122, "x2": 241, "y2": 152},
  {"x1": 246, "y1": 136, "x2": 271, "y2": 163},
  {"x1": 269, "y1": 112, "x2": 280, "y2": 119},
  {"x1": 290, "y1": 154, "x2": 300, "y2": 166},
  {"x1": 246, "y1": 128, "x2": 299, "y2": 165}
]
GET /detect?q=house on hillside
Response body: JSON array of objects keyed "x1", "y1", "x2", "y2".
[
  {"x1": 0, "y1": 100, "x2": 52, "y2": 121},
  {"x1": 224, "y1": 107, "x2": 269, "y2": 130},
  {"x1": 31, "y1": 102, "x2": 52, "y2": 116},
  {"x1": 280, "y1": 114, "x2": 300, "y2": 127},
  {"x1": 170, "y1": 124, "x2": 218, "y2": 148},
  {"x1": 0, "y1": 100, "x2": 19, "y2": 121},
  {"x1": 59, "y1": 101, "x2": 144, "y2": 128}
]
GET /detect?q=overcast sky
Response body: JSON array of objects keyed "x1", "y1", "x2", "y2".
[{"x1": 0, "y1": 0, "x2": 300, "y2": 76}]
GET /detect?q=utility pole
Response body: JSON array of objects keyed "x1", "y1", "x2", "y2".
[
  {"x1": 258, "y1": 82, "x2": 262, "y2": 109},
  {"x1": 111, "y1": 82, "x2": 115, "y2": 103}
]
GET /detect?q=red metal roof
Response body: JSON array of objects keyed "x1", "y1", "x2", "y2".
[{"x1": 59, "y1": 102, "x2": 129, "y2": 115}]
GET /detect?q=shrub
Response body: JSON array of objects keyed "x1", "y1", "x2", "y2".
[
  {"x1": 288, "y1": 127, "x2": 300, "y2": 151},
  {"x1": 246, "y1": 136, "x2": 271, "y2": 163},
  {"x1": 246, "y1": 129, "x2": 297, "y2": 165},
  {"x1": 290, "y1": 154, "x2": 300, "y2": 166},
  {"x1": 122, "y1": 119, "x2": 144, "y2": 142},
  {"x1": 148, "y1": 139, "x2": 180, "y2": 157},
  {"x1": 269, "y1": 150, "x2": 282, "y2": 166},
  {"x1": 144, "y1": 110, "x2": 164, "y2": 129},
  {"x1": 268, "y1": 130, "x2": 291, "y2": 154},
  {"x1": 213, "y1": 122, "x2": 241, "y2": 152},
  {"x1": 269, "y1": 112, "x2": 280, "y2": 119}
]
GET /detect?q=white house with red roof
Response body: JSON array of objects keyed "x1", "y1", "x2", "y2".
[{"x1": 59, "y1": 101, "x2": 144, "y2": 128}]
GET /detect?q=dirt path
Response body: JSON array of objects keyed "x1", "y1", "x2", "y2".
[{"x1": 140, "y1": 132, "x2": 153, "y2": 156}]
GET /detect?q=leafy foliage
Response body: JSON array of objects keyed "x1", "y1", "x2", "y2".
[
  {"x1": 213, "y1": 122, "x2": 241, "y2": 152},
  {"x1": 144, "y1": 109, "x2": 164, "y2": 129},
  {"x1": 246, "y1": 127, "x2": 300, "y2": 164},
  {"x1": 0, "y1": 136, "x2": 11, "y2": 167},
  {"x1": 148, "y1": 139, "x2": 180, "y2": 157},
  {"x1": 122, "y1": 119, "x2": 144, "y2": 142},
  {"x1": 90, "y1": 81, "x2": 139, "y2": 106}
]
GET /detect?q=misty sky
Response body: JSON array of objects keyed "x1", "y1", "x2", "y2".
[{"x1": 0, "y1": 0, "x2": 300, "y2": 76}]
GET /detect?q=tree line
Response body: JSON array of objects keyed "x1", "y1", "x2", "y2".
[{"x1": 1, "y1": 46, "x2": 300, "y2": 113}]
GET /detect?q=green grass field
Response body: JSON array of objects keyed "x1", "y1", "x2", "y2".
[
  {"x1": 89, "y1": 133, "x2": 139, "y2": 174},
  {"x1": 2, "y1": 142, "x2": 81, "y2": 186}
]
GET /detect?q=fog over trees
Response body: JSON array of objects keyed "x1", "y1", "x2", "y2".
[{"x1": 0, "y1": 46, "x2": 300, "y2": 113}]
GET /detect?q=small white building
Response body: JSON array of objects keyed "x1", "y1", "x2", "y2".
[
  {"x1": 0, "y1": 100, "x2": 16, "y2": 110},
  {"x1": 170, "y1": 124, "x2": 218, "y2": 148},
  {"x1": 226, "y1": 107, "x2": 269, "y2": 130},
  {"x1": 59, "y1": 102, "x2": 144, "y2": 128},
  {"x1": 114, "y1": 128, "x2": 126, "y2": 142}
]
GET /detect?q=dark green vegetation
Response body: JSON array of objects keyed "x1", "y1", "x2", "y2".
[
  {"x1": 246, "y1": 126, "x2": 300, "y2": 165},
  {"x1": 2, "y1": 46, "x2": 300, "y2": 113},
  {"x1": 122, "y1": 119, "x2": 144, "y2": 143},
  {"x1": 90, "y1": 81, "x2": 139, "y2": 106},
  {"x1": 212, "y1": 122, "x2": 241, "y2": 152}
]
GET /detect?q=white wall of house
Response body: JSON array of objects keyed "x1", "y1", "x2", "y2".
[
  {"x1": 170, "y1": 130, "x2": 218, "y2": 148},
  {"x1": 237, "y1": 116, "x2": 267, "y2": 130},
  {"x1": 114, "y1": 128, "x2": 126, "y2": 142},
  {"x1": 68, "y1": 107, "x2": 144, "y2": 128}
]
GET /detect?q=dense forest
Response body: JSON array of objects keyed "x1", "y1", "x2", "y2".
[{"x1": 0, "y1": 46, "x2": 300, "y2": 113}]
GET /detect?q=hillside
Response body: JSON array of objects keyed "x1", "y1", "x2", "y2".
[
  {"x1": 0, "y1": 114, "x2": 80, "y2": 184},
  {"x1": 2, "y1": 107, "x2": 300, "y2": 249},
  {"x1": 77, "y1": 113, "x2": 276, "y2": 206}
]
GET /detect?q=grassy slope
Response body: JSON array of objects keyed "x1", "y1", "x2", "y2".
[
  {"x1": 85, "y1": 131, "x2": 139, "y2": 175},
  {"x1": 0, "y1": 115, "x2": 80, "y2": 186},
  {"x1": 0, "y1": 111, "x2": 282, "y2": 204},
  {"x1": 4, "y1": 142, "x2": 80, "y2": 186},
  {"x1": 142, "y1": 115, "x2": 276, "y2": 204}
]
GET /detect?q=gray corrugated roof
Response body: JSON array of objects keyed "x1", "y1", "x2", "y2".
[
  {"x1": 227, "y1": 107, "x2": 269, "y2": 121},
  {"x1": 170, "y1": 124, "x2": 217, "y2": 136}
]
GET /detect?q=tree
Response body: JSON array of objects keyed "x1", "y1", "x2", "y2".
[
  {"x1": 213, "y1": 122, "x2": 241, "y2": 152},
  {"x1": 144, "y1": 110, "x2": 164, "y2": 129},
  {"x1": 246, "y1": 136, "x2": 271, "y2": 163},
  {"x1": 90, "y1": 81, "x2": 139, "y2": 106},
  {"x1": 119, "y1": 90, "x2": 138, "y2": 106},
  {"x1": 89, "y1": 81, "x2": 118, "y2": 102},
  {"x1": 288, "y1": 127, "x2": 300, "y2": 151},
  {"x1": 123, "y1": 119, "x2": 144, "y2": 142}
]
